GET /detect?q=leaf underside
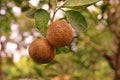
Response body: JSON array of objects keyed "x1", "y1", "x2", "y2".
[
  {"x1": 65, "y1": 10, "x2": 87, "y2": 32},
  {"x1": 63, "y1": 0, "x2": 100, "y2": 7}
]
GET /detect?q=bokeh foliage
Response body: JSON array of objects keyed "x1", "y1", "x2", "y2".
[{"x1": 0, "y1": 0, "x2": 116, "y2": 80}]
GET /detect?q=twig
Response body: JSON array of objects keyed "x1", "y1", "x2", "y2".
[{"x1": 51, "y1": 7, "x2": 62, "y2": 22}]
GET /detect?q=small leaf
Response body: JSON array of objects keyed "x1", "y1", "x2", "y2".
[
  {"x1": 34, "y1": 9, "x2": 50, "y2": 36},
  {"x1": 65, "y1": 10, "x2": 87, "y2": 32},
  {"x1": 63, "y1": 0, "x2": 100, "y2": 7}
]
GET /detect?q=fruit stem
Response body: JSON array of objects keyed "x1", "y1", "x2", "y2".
[
  {"x1": 51, "y1": 6, "x2": 62, "y2": 22},
  {"x1": 59, "y1": 8, "x2": 64, "y2": 12}
]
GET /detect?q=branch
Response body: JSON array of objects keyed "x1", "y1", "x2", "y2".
[{"x1": 79, "y1": 33, "x2": 116, "y2": 70}]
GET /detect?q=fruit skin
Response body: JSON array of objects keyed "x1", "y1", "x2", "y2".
[
  {"x1": 29, "y1": 38, "x2": 56, "y2": 64},
  {"x1": 47, "y1": 20, "x2": 73, "y2": 48}
]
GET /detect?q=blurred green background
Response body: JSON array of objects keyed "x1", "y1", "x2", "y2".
[{"x1": 1, "y1": 0, "x2": 120, "y2": 80}]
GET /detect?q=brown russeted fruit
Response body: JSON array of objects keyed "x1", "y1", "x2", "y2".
[
  {"x1": 47, "y1": 20, "x2": 73, "y2": 47},
  {"x1": 29, "y1": 38, "x2": 56, "y2": 64}
]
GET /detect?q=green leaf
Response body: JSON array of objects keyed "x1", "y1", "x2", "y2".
[
  {"x1": 34, "y1": 9, "x2": 50, "y2": 36},
  {"x1": 63, "y1": 0, "x2": 100, "y2": 7},
  {"x1": 65, "y1": 10, "x2": 87, "y2": 32}
]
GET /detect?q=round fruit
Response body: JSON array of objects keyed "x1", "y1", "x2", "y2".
[
  {"x1": 29, "y1": 38, "x2": 56, "y2": 64},
  {"x1": 47, "y1": 20, "x2": 73, "y2": 47}
]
